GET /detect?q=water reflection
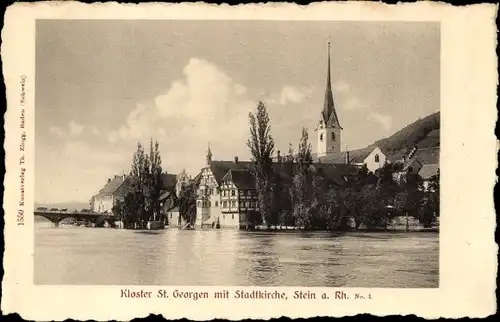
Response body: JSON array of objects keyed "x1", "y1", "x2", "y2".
[{"x1": 34, "y1": 225, "x2": 438, "y2": 287}]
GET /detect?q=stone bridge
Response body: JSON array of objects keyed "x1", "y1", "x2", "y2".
[{"x1": 34, "y1": 210, "x2": 116, "y2": 227}]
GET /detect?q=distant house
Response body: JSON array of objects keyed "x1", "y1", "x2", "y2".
[
  {"x1": 91, "y1": 172, "x2": 177, "y2": 215},
  {"x1": 315, "y1": 146, "x2": 387, "y2": 174},
  {"x1": 392, "y1": 146, "x2": 440, "y2": 184},
  {"x1": 90, "y1": 175, "x2": 130, "y2": 213},
  {"x1": 166, "y1": 207, "x2": 186, "y2": 227},
  {"x1": 220, "y1": 169, "x2": 259, "y2": 228},
  {"x1": 175, "y1": 169, "x2": 192, "y2": 197}
]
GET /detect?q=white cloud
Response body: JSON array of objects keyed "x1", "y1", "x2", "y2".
[
  {"x1": 69, "y1": 121, "x2": 84, "y2": 137},
  {"x1": 49, "y1": 126, "x2": 64, "y2": 137},
  {"x1": 107, "y1": 131, "x2": 119, "y2": 143},
  {"x1": 278, "y1": 85, "x2": 314, "y2": 105},
  {"x1": 107, "y1": 58, "x2": 255, "y2": 174},
  {"x1": 343, "y1": 96, "x2": 366, "y2": 111},
  {"x1": 333, "y1": 80, "x2": 391, "y2": 131},
  {"x1": 369, "y1": 112, "x2": 393, "y2": 131},
  {"x1": 333, "y1": 80, "x2": 351, "y2": 94},
  {"x1": 333, "y1": 80, "x2": 364, "y2": 111}
]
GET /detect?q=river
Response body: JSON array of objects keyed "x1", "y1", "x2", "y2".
[{"x1": 34, "y1": 224, "x2": 438, "y2": 287}]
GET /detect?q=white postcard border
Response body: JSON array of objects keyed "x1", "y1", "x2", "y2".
[{"x1": 2, "y1": 2, "x2": 498, "y2": 320}]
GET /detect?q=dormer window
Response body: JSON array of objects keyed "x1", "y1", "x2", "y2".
[
  {"x1": 375, "y1": 154, "x2": 380, "y2": 163},
  {"x1": 320, "y1": 133, "x2": 323, "y2": 142},
  {"x1": 331, "y1": 132, "x2": 335, "y2": 140}
]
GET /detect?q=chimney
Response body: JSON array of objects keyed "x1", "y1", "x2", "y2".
[
  {"x1": 234, "y1": 156, "x2": 239, "y2": 164},
  {"x1": 277, "y1": 150, "x2": 282, "y2": 163},
  {"x1": 107, "y1": 178, "x2": 111, "y2": 184}
]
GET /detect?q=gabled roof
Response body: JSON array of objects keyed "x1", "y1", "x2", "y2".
[
  {"x1": 94, "y1": 176, "x2": 128, "y2": 197},
  {"x1": 198, "y1": 159, "x2": 352, "y2": 189},
  {"x1": 222, "y1": 169, "x2": 256, "y2": 189},
  {"x1": 419, "y1": 164, "x2": 439, "y2": 180},
  {"x1": 209, "y1": 160, "x2": 253, "y2": 185},
  {"x1": 314, "y1": 146, "x2": 384, "y2": 165},
  {"x1": 402, "y1": 156, "x2": 423, "y2": 171},
  {"x1": 413, "y1": 147, "x2": 439, "y2": 165}
]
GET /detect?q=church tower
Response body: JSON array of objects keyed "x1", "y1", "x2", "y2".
[
  {"x1": 316, "y1": 41, "x2": 342, "y2": 158},
  {"x1": 206, "y1": 142, "x2": 213, "y2": 166}
]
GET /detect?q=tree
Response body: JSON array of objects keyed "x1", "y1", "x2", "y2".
[
  {"x1": 247, "y1": 101, "x2": 275, "y2": 228},
  {"x1": 178, "y1": 183, "x2": 197, "y2": 226},
  {"x1": 130, "y1": 143, "x2": 149, "y2": 228},
  {"x1": 420, "y1": 169, "x2": 440, "y2": 227},
  {"x1": 111, "y1": 200, "x2": 123, "y2": 222},
  {"x1": 147, "y1": 138, "x2": 163, "y2": 222},
  {"x1": 122, "y1": 190, "x2": 143, "y2": 229},
  {"x1": 291, "y1": 128, "x2": 313, "y2": 229},
  {"x1": 354, "y1": 184, "x2": 386, "y2": 230}
]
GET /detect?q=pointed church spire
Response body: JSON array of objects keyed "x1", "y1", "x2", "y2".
[
  {"x1": 322, "y1": 40, "x2": 342, "y2": 129},
  {"x1": 206, "y1": 142, "x2": 212, "y2": 166}
]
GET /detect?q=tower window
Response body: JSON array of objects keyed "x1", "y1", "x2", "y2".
[
  {"x1": 375, "y1": 154, "x2": 380, "y2": 163},
  {"x1": 331, "y1": 132, "x2": 335, "y2": 140},
  {"x1": 320, "y1": 133, "x2": 323, "y2": 142}
]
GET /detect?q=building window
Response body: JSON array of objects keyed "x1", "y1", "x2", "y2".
[
  {"x1": 408, "y1": 167, "x2": 413, "y2": 173},
  {"x1": 223, "y1": 190, "x2": 226, "y2": 196},
  {"x1": 232, "y1": 214, "x2": 234, "y2": 219},
  {"x1": 223, "y1": 215, "x2": 226, "y2": 219},
  {"x1": 375, "y1": 154, "x2": 380, "y2": 163},
  {"x1": 231, "y1": 190, "x2": 236, "y2": 196},
  {"x1": 245, "y1": 201, "x2": 250, "y2": 207},
  {"x1": 241, "y1": 190, "x2": 246, "y2": 196},
  {"x1": 170, "y1": 213, "x2": 172, "y2": 218},
  {"x1": 197, "y1": 201, "x2": 201, "y2": 208},
  {"x1": 213, "y1": 188, "x2": 217, "y2": 195},
  {"x1": 208, "y1": 201, "x2": 211, "y2": 207},
  {"x1": 231, "y1": 200, "x2": 236, "y2": 207},
  {"x1": 331, "y1": 132, "x2": 335, "y2": 140},
  {"x1": 320, "y1": 133, "x2": 323, "y2": 142},
  {"x1": 223, "y1": 201, "x2": 227, "y2": 208},
  {"x1": 215, "y1": 201, "x2": 219, "y2": 207}
]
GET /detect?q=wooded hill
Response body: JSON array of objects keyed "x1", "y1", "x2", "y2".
[{"x1": 353, "y1": 111, "x2": 440, "y2": 162}]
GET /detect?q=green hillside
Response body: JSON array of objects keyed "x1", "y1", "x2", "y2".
[
  {"x1": 351, "y1": 111, "x2": 440, "y2": 161},
  {"x1": 374, "y1": 111, "x2": 440, "y2": 152}
]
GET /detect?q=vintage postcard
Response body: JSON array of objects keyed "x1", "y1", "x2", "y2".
[{"x1": 1, "y1": 1, "x2": 497, "y2": 320}]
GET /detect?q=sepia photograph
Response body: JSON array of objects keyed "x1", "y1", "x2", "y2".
[{"x1": 32, "y1": 19, "x2": 441, "y2": 287}]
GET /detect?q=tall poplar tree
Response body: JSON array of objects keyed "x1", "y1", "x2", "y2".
[
  {"x1": 130, "y1": 142, "x2": 149, "y2": 228},
  {"x1": 291, "y1": 128, "x2": 313, "y2": 228},
  {"x1": 247, "y1": 101, "x2": 275, "y2": 228},
  {"x1": 148, "y1": 138, "x2": 163, "y2": 221}
]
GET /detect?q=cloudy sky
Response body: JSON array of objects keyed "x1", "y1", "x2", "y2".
[{"x1": 35, "y1": 20, "x2": 439, "y2": 203}]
